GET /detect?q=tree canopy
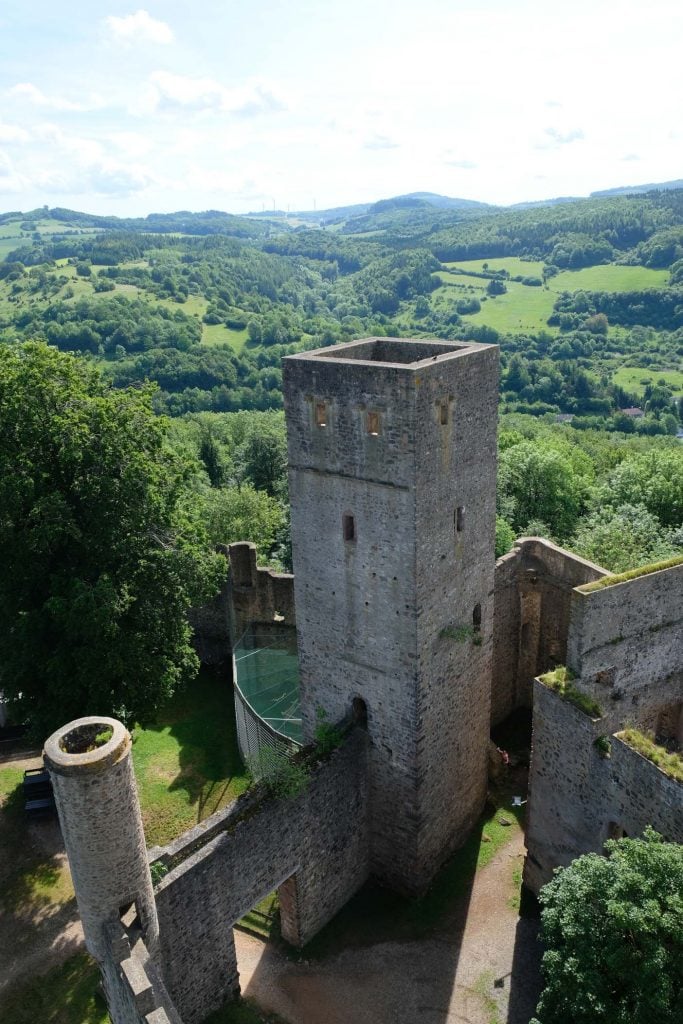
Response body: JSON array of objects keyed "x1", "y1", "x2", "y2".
[
  {"x1": 532, "y1": 829, "x2": 683, "y2": 1024},
  {"x1": 0, "y1": 342, "x2": 225, "y2": 737}
]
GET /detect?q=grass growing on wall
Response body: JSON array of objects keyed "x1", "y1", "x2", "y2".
[
  {"x1": 539, "y1": 666, "x2": 602, "y2": 718},
  {"x1": 578, "y1": 554, "x2": 683, "y2": 593},
  {"x1": 618, "y1": 729, "x2": 683, "y2": 783}
]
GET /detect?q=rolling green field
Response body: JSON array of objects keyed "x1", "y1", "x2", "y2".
[
  {"x1": 446, "y1": 257, "x2": 545, "y2": 278},
  {"x1": 551, "y1": 264, "x2": 669, "y2": 292},
  {"x1": 433, "y1": 260, "x2": 674, "y2": 336},
  {"x1": 612, "y1": 366, "x2": 683, "y2": 395}
]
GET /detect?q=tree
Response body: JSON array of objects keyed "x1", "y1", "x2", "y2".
[
  {"x1": 239, "y1": 421, "x2": 288, "y2": 496},
  {"x1": 497, "y1": 439, "x2": 591, "y2": 540},
  {"x1": 0, "y1": 343, "x2": 225, "y2": 737},
  {"x1": 532, "y1": 829, "x2": 683, "y2": 1024},
  {"x1": 571, "y1": 503, "x2": 676, "y2": 572},
  {"x1": 199, "y1": 485, "x2": 285, "y2": 558}
]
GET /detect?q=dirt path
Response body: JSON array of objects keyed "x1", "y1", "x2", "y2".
[
  {"x1": 236, "y1": 832, "x2": 541, "y2": 1024},
  {"x1": 0, "y1": 755, "x2": 84, "y2": 998}
]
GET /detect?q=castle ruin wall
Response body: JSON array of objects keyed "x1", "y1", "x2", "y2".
[
  {"x1": 492, "y1": 538, "x2": 607, "y2": 725},
  {"x1": 153, "y1": 728, "x2": 370, "y2": 1024}
]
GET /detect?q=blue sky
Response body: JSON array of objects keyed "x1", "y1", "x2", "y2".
[{"x1": 0, "y1": 0, "x2": 681, "y2": 215}]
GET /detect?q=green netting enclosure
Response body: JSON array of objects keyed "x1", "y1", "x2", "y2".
[{"x1": 233, "y1": 625, "x2": 302, "y2": 767}]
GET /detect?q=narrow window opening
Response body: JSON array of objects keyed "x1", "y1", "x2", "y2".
[
  {"x1": 455, "y1": 506, "x2": 465, "y2": 532},
  {"x1": 343, "y1": 514, "x2": 356, "y2": 542},
  {"x1": 607, "y1": 822, "x2": 628, "y2": 841},
  {"x1": 472, "y1": 603, "x2": 482, "y2": 633},
  {"x1": 315, "y1": 401, "x2": 327, "y2": 428},
  {"x1": 439, "y1": 400, "x2": 449, "y2": 425},
  {"x1": 352, "y1": 697, "x2": 368, "y2": 728},
  {"x1": 366, "y1": 410, "x2": 381, "y2": 435}
]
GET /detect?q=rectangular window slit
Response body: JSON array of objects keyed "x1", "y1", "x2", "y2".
[
  {"x1": 455, "y1": 506, "x2": 465, "y2": 532},
  {"x1": 315, "y1": 402, "x2": 327, "y2": 428},
  {"x1": 440, "y1": 400, "x2": 449, "y2": 425},
  {"x1": 366, "y1": 411, "x2": 381, "y2": 435},
  {"x1": 343, "y1": 514, "x2": 356, "y2": 542}
]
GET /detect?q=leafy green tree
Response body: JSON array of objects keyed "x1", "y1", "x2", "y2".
[
  {"x1": 495, "y1": 516, "x2": 516, "y2": 558},
  {"x1": 239, "y1": 421, "x2": 288, "y2": 496},
  {"x1": 0, "y1": 343, "x2": 224, "y2": 737},
  {"x1": 199, "y1": 485, "x2": 285, "y2": 559},
  {"x1": 571, "y1": 503, "x2": 676, "y2": 571},
  {"x1": 497, "y1": 439, "x2": 591, "y2": 540},
  {"x1": 532, "y1": 829, "x2": 683, "y2": 1024},
  {"x1": 600, "y1": 450, "x2": 683, "y2": 528}
]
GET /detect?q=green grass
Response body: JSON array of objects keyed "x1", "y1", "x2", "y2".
[
  {"x1": 578, "y1": 554, "x2": 683, "y2": 592},
  {"x1": 612, "y1": 366, "x2": 683, "y2": 395},
  {"x1": 0, "y1": 953, "x2": 108, "y2": 1024},
  {"x1": 618, "y1": 729, "x2": 683, "y2": 782},
  {"x1": 132, "y1": 667, "x2": 251, "y2": 846},
  {"x1": 0, "y1": 767, "x2": 74, "y2": 913},
  {"x1": 294, "y1": 783, "x2": 523, "y2": 960},
  {"x1": 473, "y1": 971, "x2": 503, "y2": 1024},
  {"x1": 202, "y1": 323, "x2": 250, "y2": 353},
  {"x1": 204, "y1": 997, "x2": 287, "y2": 1024},
  {"x1": 461, "y1": 280, "x2": 558, "y2": 335},
  {"x1": 539, "y1": 666, "x2": 602, "y2": 718},
  {"x1": 445, "y1": 257, "x2": 546, "y2": 279},
  {"x1": 551, "y1": 264, "x2": 669, "y2": 293}
]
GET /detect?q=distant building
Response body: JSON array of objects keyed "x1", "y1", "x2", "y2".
[{"x1": 621, "y1": 406, "x2": 644, "y2": 418}]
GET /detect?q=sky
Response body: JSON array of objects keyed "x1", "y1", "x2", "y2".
[{"x1": 0, "y1": 0, "x2": 681, "y2": 216}]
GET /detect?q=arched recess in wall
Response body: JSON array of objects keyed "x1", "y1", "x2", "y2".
[
  {"x1": 352, "y1": 697, "x2": 368, "y2": 728},
  {"x1": 472, "y1": 603, "x2": 482, "y2": 633}
]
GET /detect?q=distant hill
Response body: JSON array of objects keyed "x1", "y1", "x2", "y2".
[{"x1": 591, "y1": 179, "x2": 683, "y2": 198}]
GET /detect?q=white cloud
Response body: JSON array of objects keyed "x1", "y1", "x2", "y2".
[
  {"x1": 363, "y1": 134, "x2": 400, "y2": 151},
  {"x1": 105, "y1": 9, "x2": 173, "y2": 46},
  {"x1": 142, "y1": 71, "x2": 286, "y2": 117},
  {"x1": 0, "y1": 123, "x2": 30, "y2": 143},
  {"x1": 9, "y1": 82, "x2": 104, "y2": 113}
]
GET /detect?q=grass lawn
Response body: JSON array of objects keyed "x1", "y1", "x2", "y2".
[
  {"x1": 0, "y1": 666, "x2": 249, "y2": 904},
  {"x1": 461, "y1": 282, "x2": 558, "y2": 335},
  {"x1": 132, "y1": 666, "x2": 251, "y2": 846},
  {"x1": 0, "y1": 953, "x2": 108, "y2": 1024},
  {"x1": 550, "y1": 264, "x2": 669, "y2": 293},
  {"x1": 202, "y1": 322, "x2": 250, "y2": 353},
  {"x1": 445, "y1": 257, "x2": 546, "y2": 279},
  {"x1": 612, "y1": 365, "x2": 683, "y2": 395}
]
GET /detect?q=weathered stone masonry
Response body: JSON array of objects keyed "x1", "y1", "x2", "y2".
[
  {"x1": 283, "y1": 338, "x2": 499, "y2": 893},
  {"x1": 44, "y1": 337, "x2": 683, "y2": 1024},
  {"x1": 524, "y1": 560, "x2": 683, "y2": 893}
]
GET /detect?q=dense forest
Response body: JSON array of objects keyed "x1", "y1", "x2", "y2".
[{"x1": 0, "y1": 188, "x2": 681, "y2": 571}]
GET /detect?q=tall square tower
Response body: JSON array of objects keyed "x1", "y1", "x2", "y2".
[{"x1": 283, "y1": 338, "x2": 499, "y2": 892}]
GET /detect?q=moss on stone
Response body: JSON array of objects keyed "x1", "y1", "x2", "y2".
[
  {"x1": 539, "y1": 666, "x2": 602, "y2": 718},
  {"x1": 577, "y1": 554, "x2": 683, "y2": 593},
  {"x1": 618, "y1": 729, "x2": 683, "y2": 783}
]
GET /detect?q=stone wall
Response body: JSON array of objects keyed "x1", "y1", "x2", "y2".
[
  {"x1": 154, "y1": 729, "x2": 370, "y2": 1024},
  {"x1": 492, "y1": 538, "x2": 607, "y2": 725},
  {"x1": 189, "y1": 542, "x2": 295, "y2": 665},
  {"x1": 284, "y1": 339, "x2": 499, "y2": 893},
  {"x1": 525, "y1": 559, "x2": 683, "y2": 894},
  {"x1": 101, "y1": 923, "x2": 180, "y2": 1024},
  {"x1": 567, "y1": 561, "x2": 683, "y2": 715},
  {"x1": 227, "y1": 542, "x2": 295, "y2": 641},
  {"x1": 524, "y1": 680, "x2": 683, "y2": 893}
]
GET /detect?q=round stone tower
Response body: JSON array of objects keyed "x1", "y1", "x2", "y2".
[{"x1": 44, "y1": 716, "x2": 159, "y2": 961}]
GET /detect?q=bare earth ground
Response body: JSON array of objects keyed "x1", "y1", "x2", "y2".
[
  {"x1": 0, "y1": 755, "x2": 84, "y2": 997},
  {"x1": 0, "y1": 754, "x2": 540, "y2": 1023}
]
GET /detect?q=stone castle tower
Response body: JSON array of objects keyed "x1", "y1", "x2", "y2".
[{"x1": 283, "y1": 337, "x2": 499, "y2": 892}]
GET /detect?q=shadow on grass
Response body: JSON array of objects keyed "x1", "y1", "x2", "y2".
[
  {"x1": 133, "y1": 665, "x2": 251, "y2": 843},
  {"x1": 0, "y1": 780, "x2": 74, "y2": 914},
  {"x1": 0, "y1": 952, "x2": 107, "y2": 1024}
]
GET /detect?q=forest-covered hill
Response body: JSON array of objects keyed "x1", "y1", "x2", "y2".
[
  {"x1": 1, "y1": 188, "x2": 682, "y2": 574},
  {"x1": 0, "y1": 188, "x2": 680, "y2": 430}
]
